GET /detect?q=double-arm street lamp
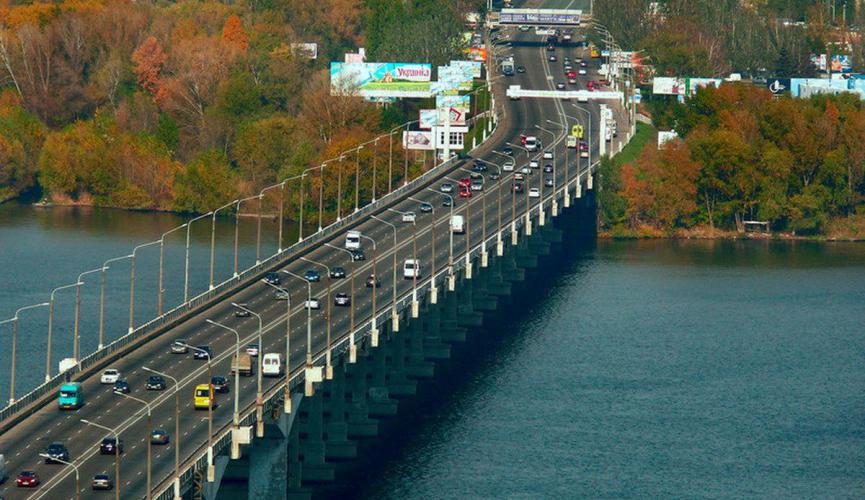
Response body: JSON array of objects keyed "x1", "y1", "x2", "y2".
[
  {"x1": 427, "y1": 187, "x2": 455, "y2": 291},
  {"x1": 183, "y1": 213, "x2": 211, "y2": 304},
  {"x1": 370, "y1": 215, "x2": 399, "y2": 332},
  {"x1": 409, "y1": 196, "x2": 438, "y2": 303},
  {"x1": 1, "y1": 302, "x2": 49, "y2": 405},
  {"x1": 142, "y1": 366, "x2": 182, "y2": 497},
  {"x1": 160, "y1": 222, "x2": 188, "y2": 315},
  {"x1": 181, "y1": 343, "x2": 214, "y2": 481},
  {"x1": 388, "y1": 208, "x2": 419, "y2": 317},
  {"x1": 80, "y1": 418, "x2": 122, "y2": 500},
  {"x1": 300, "y1": 256, "x2": 333, "y2": 380},
  {"x1": 38, "y1": 454, "x2": 80, "y2": 500},
  {"x1": 210, "y1": 199, "x2": 238, "y2": 290},
  {"x1": 282, "y1": 270, "x2": 315, "y2": 396},
  {"x1": 100, "y1": 255, "x2": 132, "y2": 349},
  {"x1": 47, "y1": 282, "x2": 81, "y2": 382},
  {"x1": 359, "y1": 234, "x2": 380, "y2": 346},
  {"x1": 113, "y1": 391, "x2": 152, "y2": 500},
  {"x1": 324, "y1": 243, "x2": 359, "y2": 362},
  {"x1": 205, "y1": 319, "x2": 242, "y2": 459},
  {"x1": 261, "y1": 279, "x2": 292, "y2": 412},
  {"x1": 130, "y1": 240, "x2": 161, "y2": 334},
  {"x1": 74, "y1": 267, "x2": 105, "y2": 365},
  {"x1": 234, "y1": 195, "x2": 262, "y2": 277},
  {"x1": 232, "y1": 302, "x2": 265, "y2": 437}
]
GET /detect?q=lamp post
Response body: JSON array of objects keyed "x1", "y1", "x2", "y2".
[
  {"x1": 100, "y1": 255, "x2": 132, "y2": 349},
  {"x1": 409, "y1": 196, "x2": 438, "y2": 303},
  {"x1": 232, "y1": 302, "x2": 264, "y2": 437},
  {"x1": 300, "y1": 256, "x2": 333, "y2": 379},
  {"x1": 47, "y1": 282, "x2": 81, "y2": 382},
  {"x1": 39, "y1": 454, "x2": 79, "y2": 500},
  {"x1": 257, "y1": 182, "x2": 284, "y2": 264},
  {"x1": 205, "y1": 319, "x2": 242, "y2": 459},
  {"x1": 535, "y1": 124, "x2": 558, "y2": 224},
  {"x1": 359, "y1": 234, "x2": 380, "y2": 346},
  {"x1": 507, "y1": 142, "x2": 535, "y2": 237},
  {"x1": 182, "y1": 343, "x2": 214, "y2": 480},
  {"x1": 315, "y1": 158, "x2": 340, "y2": 231},
  {"x1": 209, "y1": 199, "x2": 238, "y2": 290},
  {"x1": 387, "y1": 120, "x2": 419, "y2": 190},
  {"x1": 160, "y1": 222, "x2": 188, "y2": 315},
  {"x1": 180, "y1": 213, "x2": 210, "y2": 305},
  {"x1": 370, "y1": 215, "x2": 399, "y2": 332},
  {"x1": 129, "y1": 240, "x2": 161, "y2": 334},
  {"x1": 1, "y1": 302, "x2": 49, "y2": 404},
  {"x1": 325, "y1": 243, "x2": 359, "y2": 362},
  {"x1": 261, "y1": 280, "x2": 292, "y2": 412},
  {"x1": 372, "y1": 138, "x2": 379, "y2": 202},
  {"x1": 446, "y1": 173, "x2": 473, "y2": 279},
  {"x1": 81, "y1": 419, "x2": 121, "y2": 500},
  {"x1": 427, "y1": 188, "x2": 455, "y2": 290},
  {"x1": 571, "y1": 104, "x2": 593, "y2": 190},
  {"x1": 354, "y1": 145, "x2": 362, "y2": 213},
  {"x1": 113, "y1": 391, "x2": 152, "y2": 499},
  {"x1": 282, "y1": 270, "x2": 315, "y2": 396},
  {"x1": 547, "y1": 119, "x2": 570, "y2": 208},
  {"x1": 234, "y1": 195, "x2": 262, "y2": 278},
  {"x1": 74, "y1": 267, "x2": 104, "y2": 365},
  {"x1": 142, "y1": 366, "x2": 181, "y2": 497},
  {"x1": 388, "y1": 208, "x2": 419, "y2": 316}
]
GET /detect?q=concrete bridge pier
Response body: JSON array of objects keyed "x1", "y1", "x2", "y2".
[
  {"x1": 321, "y1": 364, "x2": 359, "y2": 461},
  {"x1": 295, "y1": 390, "x2": 335, "y2": 484}
]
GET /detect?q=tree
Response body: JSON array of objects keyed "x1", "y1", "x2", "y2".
[
  {"x1": 173, "y1": 149, "x2": 236, "y2": 213},
  {"x1": 221, "y1": 15, "x2": 249, "y2": 53},
  {"x1": 132, "y1": 36, "x2": 167, "y2": 96}
]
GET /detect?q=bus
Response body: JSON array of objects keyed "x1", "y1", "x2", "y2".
[
  {"x1": 194, "y1": 384, "x2": 215, "y2": 410},
  {"x1": 58, "y1": 382, "x2": 84, "y2": 410}
]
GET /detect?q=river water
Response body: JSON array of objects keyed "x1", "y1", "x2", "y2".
[{"x1": 2, "y1": 204, "x2": 864, "y2": 498}]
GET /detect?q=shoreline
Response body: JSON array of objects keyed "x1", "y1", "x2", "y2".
[{"x1": 598, "y1": 229, "x2": 865, "y2": 243}]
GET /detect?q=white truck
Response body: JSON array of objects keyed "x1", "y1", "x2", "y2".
[
  {"x1": 262, "y1": 353, "x2": 283, "y2": 377},
  {"x1": 403, "y1": 259, "x2": 421, "y2": 279},
  {"x1": 524, "y1": 136, "x2": 539, "y2": 152},
  {"x1": 345, "y1": 230, "x2": 361, "y2": 250},
  {"x1": 450, "y1": 215, "x2": 465, "y2": 234}
]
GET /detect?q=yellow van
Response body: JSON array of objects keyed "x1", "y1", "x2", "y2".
[{"x1": 194, "y1": 384, "x2": 215, "y2": 410}]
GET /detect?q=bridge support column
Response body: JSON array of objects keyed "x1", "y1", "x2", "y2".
[
  {"x1": 391, "y1": 308, "x2": 400, "y2": 333},
  {"x1": 496, "y1": 232, "x2": 504, "y2": 256},
  {"x1": 539, "y1": 207, "x2": 546, "y2": 226},
  {"x1": 525, "y1": 213, "x2": 532, "y2": 236},
  {"x1": 552, "y1": 198, "x2": 559, "y2": 217},
  {"x1": 370, "y1": 324, "x2": 379, "y2": 347},
  {"x1": 322, "y1": 365, "x2": 358, "y2": 460},
  {"x1": 430, "y1": 283, "x2": 438, "y2": 304},
  {"x1": 344, "y1": 351, "x2": 379, "y2": 438},
  {"x1": 481, "y1": 248, "x2": 488, "y2": 268},
  {"x1": 564, "y1": 185, "x2": 570, "y2": 207},
  {"x1": 576, "y1": 181, "x2": 582, "y2": 198},
  {"x1": 465, "y1": 256, "x2": 473, "y2": 280},
  {"x1": 511, "y1": 221, "x2": 518, "y2": 245},
  {"x1": 587, "y1": 173, "x2": 593, "y2": 190},
  {"x1": 448, "y1": 272, "x2": 456, "y2": 291}
]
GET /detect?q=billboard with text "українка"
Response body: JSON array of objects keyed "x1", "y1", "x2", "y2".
[{"x1": 331, "y1": 62, "x2": 432, "y2": 98}]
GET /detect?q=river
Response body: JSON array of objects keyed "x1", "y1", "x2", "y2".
[{"x1": 2, "y1": 204, "x2": 864, "y2": 498}]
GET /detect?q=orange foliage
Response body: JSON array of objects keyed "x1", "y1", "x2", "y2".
[
  {"x1": 221, "y1": 15, "x2": 248, "y2": 52},
  {"x1": 132, "y1": 36, "x2": 167, "y2": 96}
]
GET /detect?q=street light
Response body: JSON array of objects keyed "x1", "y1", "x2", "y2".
[
  {"x1": 257, "y1": 183, "x2": 284, "y2": 264},
  {"x1": 1, "y1": 302, "x2": 49, "y2": 405},
  {"x1": 232, "y1": 302, "x2": 264, "y2": 437},
  {"x1": 300, "y1": 256, "x2": 333, "y2": 380},
  {"x1": 282, "y1": 270, "x2": 315, "y2": 396},
  {"x1": 547, "y1": 119, "x2": 570, "y2": 209},
  {"x1": 80, "y1": 418, "x2": 121, "y2": 500},
  {"x1": 234, "y1": 195, "x2": 262, "y2": 277},
  {"x1": 409, "y1": 196, "x2": 438, "y2": 303},
  {"x1": 324, "y1": 243, "x2": 359, "y2": 362},
  {"x1": 388, "y1": 208, "x2": 419, "y2": 317},
  {"x1": 183, "y1": 213, "x2": 211, "y2": 304},
  {"x1": 210, "y1": 199, "x2": 238, "y2": 290},
  {"x1": 160, "y1": 222, "x2": 188, "y2": 315},
  {"x1": 387, "y1": 120, "x2": 419, "y2": 191},
  {"x1": 130, "y1": 239, "x2": 161, "y2": 334},
  {"x1": 74, "y1": 267, "x2": 104, "y2": 364},
  {"x1": 370, "y1": 215, "x2": 399, "y2": 332},
  {"x1": 113, "y1": 391, "x2": 152, "y2": 499},
  {"x1": 142, "y1": 366, "x2": 181, "y2": 498},
  {"x1": 354, "y1": 145, "x2": 362, "y2": 212},
  {"x1": 535, "y1": 124, "x2": 559, "y2": 225},
  {"x1": 358, "y1": 234, "x2": 380, "y2": 346},
  {"x1": 427, "y1": 188, "x2": 455, "y2": 290},
  {"x1": 38, "y1": 454, "x2": 79, "y2": 500},
  {"x1": 261, "y1": 280, "x2": 292, "y2": 413},
  {"x1": 100, "y1": 255, "x2": 132, "y2": 349},
  {"x1": 47, "y1": 282, "x2": 81, "y2": 382},
  {"x1": 569, "y1": 105, "x2": 593, "y2": 192},
  {"x1": 181, "y1": 343, "x2": 214, "y2": 481},
  {"x1": 205, "y1": 319, "x2": 242, "y2": 459}
]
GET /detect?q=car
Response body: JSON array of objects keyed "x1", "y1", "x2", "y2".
[
  {"x1": 304, "y1": 297, "x2": 321, "y2": 310},
  {"x1": 569, "y1": 77, "x2": 578, "y2": 85},
  {"x1": 234, "y1": 303, "x2": 251, "y2": 317},
  {"x1": 350, "y1": 248, "x2": 365, "y2": 261},
  {"x1": 548, "y1": 54, "x2": 557, "y2": 61},
  {"x1": 578, "y1": 68, "x2": 587, "y2": 75},
  {"x1": 150, "y1": 429, "x2": 170, "y2": 445},
  {"x1": 273, "y1": 290, "x2": 289, "y2": 300},
  {"x1": 441, "y1": 196, "x2": 452, "y2": 207},
  {"x1": 16, "y1": 471, "x2": 39, "y2": 488},
  {"x1": 334, "y1": 292, "x2": 351, "y2": 307},
  {"x1": 516, "y1": 65, "x2": 526, "y2": 73},
  {"x1": 330, "y1": 266, "x2": 346, "y2": 279},
  {"x1": 514, "y1": 172, "x2": 525, "y2": 181},
  {"x1": 91, "y1": 474, "x2": 112, "y2": 491},
  {"x1": 578, "y1": 93, "x2": 589, "y2": 103},
  {"x1": 489, "y1": 171, "x2": 501, "y2": 180},
  {"x1": 556, "y1": 82, "x2": 565, "y2": 90},
  {"x1": 519, "y1": 25, "x2": 530, "y2": 31},
  {"x1": 543, "y1": 151, "x2": 554, "y2": 160},
  {"x1": 459, "y1": 188, "x2": 472, "y2": 198},
  {"x1": 564, "y1": 64, "x2": 573, "y2": 72},
  {"x1": 440, "y1": 182, "x2": 454, "y2": 193},
  {"x1": 211, "y1": 375, "x2": 229, "y2": 393},
  {"x1": 44, "y1": 442, "x2": 69, "y2": 464},
  {"x1": 246, "y1": 344, "x2": 259, "y2": 357},
  {"x1": 366, "y1": 274, "x2": 382, "y2": 288},
  {"x1": 576, "y1": 57, "x2": 583, "y2": 63},
  {"x1": 402, "y1": 211, "x2": 416, "y2": 223},
  {"x1": 580, "y1": 61, "x2": 588, "y2": 67},
  {"x1": 513, "y1": 182, "x2": 524, "y2": 193},
  {"x1": 113, "y1": 379, "x2": 130, "y2": 394},
  {"x1": 304, "y1": 269, "x2": 320, "y2": 282},
  {"x1": 503, "y1": 159, "x2": 515, "y2": 171},
  {"x1": 170, "y1": 340, "x2": 188, "y2": 354},
  {"x1": 99, "y1": 437, "x2": 123, "y2": 455},
  {"x1": 544, "y1": 164, "x2": 554, "y2": 173},
  {"x1": 502, "y1": 146, "x2": 513, "y2": 156},
  {"x1": 458, "y1": 177, "x2": 471, "y2": 189},
  {"x1": 145, "y1": 375, "x2": 166, "y2": 391},
  {"x1": 547, "y1": 46, "x2": 556, "y2": 53},
  {"x1": 520, "y1": 166, "x2": 531, "y2": 175},
  {"x1": 264, "y1": 272, "x2": 280, "y2": 285},
  {"x1": 529, "y1": 187, "x2": 540, "y2": 198},
  {"x1": 545, "y1": 177, "x2": 554, "y2": 187},
  {"x1": 586, "y1": 81, "x2": 596, "y2": 91},
  {"x1": 100, "y1": 369, "x2": 120, "y2": 384},
  {"x1": 579, "y1": 141, "x2": 590, "y2": 158},
  {"x1": 529, "y1": 159, "x2": 539, "y2": 169},
  {"x1": 193, "y1": 345, "x2": 213, "y2": 360},
  {"x1": 566, "y1": 71, "x2": 577, "y2": 79},
  {"x1": 419, "y1": 202, "x2": 433, "y2": 213},
  {"x1": 471, "y1": 180, "x2": 483, "y2": 191},
  {"x1": 471, "y1": 161, "x2": 488, "y2": 172}
]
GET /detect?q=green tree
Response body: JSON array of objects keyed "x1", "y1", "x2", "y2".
[{"x1": 173, "y1": 149, "x2": 237, "y2": 213}]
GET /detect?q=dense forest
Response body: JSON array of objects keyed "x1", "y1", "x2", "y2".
[
  {"x1": 600, "y1": 84, "x2": 865, "y2": 237},
  {"x1": 0, "y1": 0, "x2": 479, "y2": 213}
]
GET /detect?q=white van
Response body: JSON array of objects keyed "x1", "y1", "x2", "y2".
[
  {"x1": 450, "y1": 215, "x2": 465, "y2": 234},
  {"x1": 262, "y1": 353, "x2": 282, "y2": 377},
  {"x1": 345, "y1": 230, "x2": 361, "y2": 250},
  {"x1": 567, "y1": 136, "x2": 577, "y2": 149},
  {"x1": 524, "y1": 136, "x2": 538, "y2": 152},
  {"x1": 403, "y1": 259, "x2": 421, "y2": 279}
]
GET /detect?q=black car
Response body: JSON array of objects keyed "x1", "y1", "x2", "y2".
[
  {"x1": 513, "y1": 182, "x2": 524, "y2": 193},
  {"x1": 234, "y1": 303, "x2": 251, "y2": 317},
  {"x1": 471, "y1": 161, "x2": 487, "y2": 172},
  {"x1": 502, "y1": 146, "x2": 514, "y2": 156},
  {"x1": 545, "y1": 177, "x2": 554, "y2": 187},
  {"x1": 366, "y1": 275, "x2": 382, "y2": 288},
  {"x1": 419, "y1": 202, "x2": 433, "y2": 213},
  {"x1": 330, "y1": 266, "x2": 346, "y2": 279},
  {"x1": 489, "y1": 172, "x2": 501, "y2": 180},
  {"x1": 556, "y1": 82, "x2": 565, "y2": 90},
  {"x1": 442, "y1": 196, "x2": 453, "y2": 207},
  {"x1": 544, "y1": 164, "x2": 554, "y2": 173},
  {"x1": 211, "y1": 375, "x2": 229, "y2": 393},
  {"x1": 145, "y1": 375, "x2": 166, "y2": 391},
  {"x1": 99, "y1": 437, "x2": 123, "y2": 455},
  {"x1": 334, "y1": 292, "x2": 351, "y2": 306},
  {"x1": 304, "y1": 269, "x2": 320, "y2": 282},
  {"x1": 350, "y1": 248, "x2": 365, "y2": 261},
  {"x1": 150, "y1": 429, "x2": 170, "y2": 445},
  {"x1": 264, "y1": 272, "x2": 280, "y2": 285},
  {"x1": 44, "y1": 442, "x2": 69, "y2": 464},
  {"x1": 516, "y1": 65, "x2": 526, "y2": 73},
  {"x1": 113, "y1": 379, "x2": 130, "y2": 394},
  {"x1": 193, "y1": 345, "x2": 213, "y2": 360}
]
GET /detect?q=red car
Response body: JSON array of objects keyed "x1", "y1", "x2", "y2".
[
  {"x1": 566, "y1": 71, "x2": 577, "y2": 79},
  {"x1": 458, "y1": 177, "x2": 471, "y2": 189},
  {"x1": 586, "y1": 81, "x2": 596, "y2": 91},
  {"x1": 520, "y1": 134, "x2": 527, "y2": 145},
  {"x1": 17, "y1": 470, "x2": 40, "y2": 488},
  {"x1": 459, "y1": 188, "x2": 472, "y2": 198}
]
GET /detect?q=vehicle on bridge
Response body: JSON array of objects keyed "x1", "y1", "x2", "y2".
[
  {"x1": 58, "y1": 382, "x2": 84, "y2": 410},
  {"x1": 231, "y1": 352, "x2": 254, "y2": 376},
  {"x1": 525, "y1": 136, "x2": 538, "y2": 152},
  {"x1": 145, "y1": 375, "x2": 166, "y2": 391},
  {"x1": 345, "y1": 230, "x2": 362, "y2": 250},
  {"x1": 171, "y1": 339, "x2": 189, "y2": 353},
  {"x1": 264, "y1": 272, "x2": 280, "y2": 285},
  {"x1": 194, "y1": 384, "x2": 215, "y2": 410},
  {"x1": 263, "y1": 353, "x2": 283, "y2": 377},
  {"x1": 151, "y1": 429, "x2": 170, "y2": 445},
  {"x1": 366, "y1": 275, "x2": 381, "y2": 288},
  {"x1": 305, "y1": 297, "x2": 321, "y2": 310},
  {"x1": 211, "y1": 376, "x2": 229, "y2": 393},
  {"x1": 304, "y1": 269, "x2": 321, "y2": 282},
  {"x1": 15, "y1": 470, "x2": 39, "y2": 488},
  {"x1": 91, "y1": 474, "x2": 112, "y2": 490},
  {"x1": 330, "y1": 266, "x2": 347, "y2": 279},
  {"x1": 234, "y1": 304, "x2": 251, "y2": 317},
  {"x1": 193, "y1": 345, "x2": 213, "y2": 360},
  {"x1": 113, "y1": 379, "x2": 130, "y2": 394},
  {"x1": 99, "y1": 437, "x2": 123, "y2": 455},
  {"x1": 100, "y1": 368, "x2": 120, "y2": 384},
  {"x1": 334, "y1": 292, "x2": 351, "y2": 306},
  {"x1": 403, "y1": 259, "x2": 421, "y2": 279},
  {"x1": 529, "y1": 187, "x2": 540, "y2": 198},
  {"x1": 43, "y1": 442, "x2": 69, "y2": 464},
  {"x1": 450, "y1": 215, "x2": 465, "y2": 234}
]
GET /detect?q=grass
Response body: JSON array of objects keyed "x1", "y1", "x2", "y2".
[{"x1": 611, "y1": 122, "x2": 653, "y2": 166}]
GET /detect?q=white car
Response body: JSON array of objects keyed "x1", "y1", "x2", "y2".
[
  {"x1": 402, "y1": 212, "x2": 416, "y2": 223},
  {"x1": 578, "y1": 94, "x2": 589, "y2": 103},
  {"x1": 520, "y1": 166, "x2": 531, "y2": 175},
  {"x1": 502, "y1": 159, "x2": 515, "y2": 171},
  {"x1": 304, "y1": 298, "x2": 321, "y2": 310},
  {"x1": 403, "y1": 259, "x2": 421, "y2": 279},
  {"x1": 100, "y1": 369, "x2": 120, "y2": 384},
  {"x1": 514, "y1": 172, "x2": 525, "y2": 181},
  {"x1": 542, "y1": 151, "x2": 553, "y2": 160},
  {"x1": 246, "y1": 344, "x2": 259, "y2": 357},
  {"x1": 578, "y1": 68, "x2": 587, "y2": 75},
  {"x1": 528, "y1": 188, "x2": 540, "y2": 198},
  {"x1": 529, "y1": 159, "x2": 539, "y2": 169}
]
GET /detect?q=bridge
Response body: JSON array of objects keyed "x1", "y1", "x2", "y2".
[{"x1": 0, "y1": 7, "x2": 636, "y2": 499}]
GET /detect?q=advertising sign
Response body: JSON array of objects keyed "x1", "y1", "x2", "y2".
[
  {"x1": 464, "y1": 47, "x2": 487, "y2": 62},
  {"x1": 831, "y1": 55, "x2": 852, "y2": 73},
  {"x1": 658, "y1": 131, "x2": 678, "y2": 149},
  {"x1": 344, "y1": 48, "x2": 366, "y2": 64},
  {"x1": 449, "y1": 60, "x2": 483, "y2": 79},
  {"x1": 290, "y1": 43, "x2": 318, "y2": 59},
  {"x1": 767, "y1": 78, "x2": 790, "y2": 95},
  {"x1": 331, "y1": 62, "x2": 432, "y2": 97},
  {"x1": 420, "y1": 107, "x2": 467, "y2": 129},
  {"x1": 811, "y1": 54, "x2": 828, "y2": 71},
  {"x1": 437, "y1": 66, "x2": 473, "y2": 91},
  {"x1": 403, "y1": 131, "x2": 435, "y2": 150},
  {"x1": 652, "y1": 77, "x2": 686, "y2": 96},
  {"x1": 499, "y1": 8, "x2": 582, "y2": 26},
  {"x1": 686, "y1": 78, "x2": 722, "y2": 95},
  {"x1": 436, "y1": 95, "x2": 470, "y2": 113}
]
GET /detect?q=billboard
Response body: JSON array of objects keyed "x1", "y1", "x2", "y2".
[
  {"x1": 658, "y1": 131, "x2": 678, "y2": 149},
  {"x1": 437, "y1": 66, "x2": 473, "y2": 91},
  {"x1": 419, "y1": 107, "x2": 467, "y2": 129},
  {"x1": 464, "y1": 47, "x2": 487, "y2": 62},
  {"x1": 403, "y1": 131, "x2": 435, "y2": 150},
  {"x1": 345, "y1": 48, "x2": 366, "y2": 63},
  {"x1": 436, "y1": 95, "x2": 470, "y2": 114},
  {"x1": 652, "y1": 77, "x2": 686, "y2": 96},
  {"x1": 450, "y1": 60, "x2": 483, "y2": 79},
  {"x1": 331, "y1": 62, "x2": 432, "y2": 98},
  {"x1": 831, "y1": 55, "x2": 852, "y2": 73},
  {"x1": 499, "y1": 8, "x2": 581, "y2": 26},
  {"x1": 687, "y1": 78, "x2": 722, "y2": 95},
  {"x1": 767, "y1": 78, "x2": 791, "y2": 95}
]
